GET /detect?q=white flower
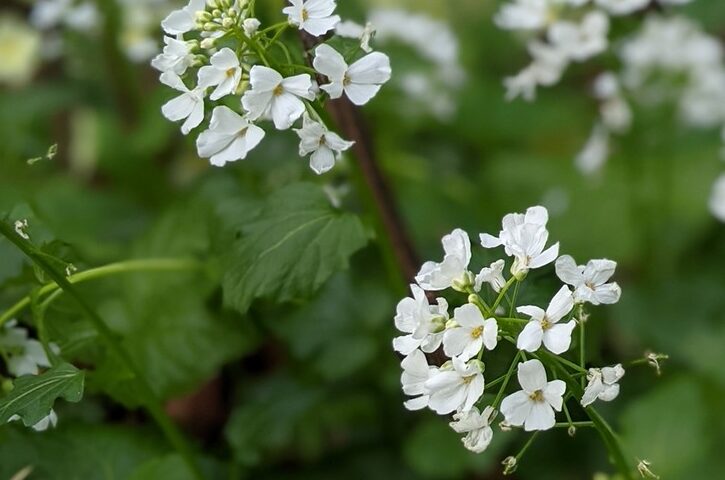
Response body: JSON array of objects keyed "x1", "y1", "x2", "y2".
[
  {"x1": 494, "y1": 0, "x2": 552, "y2": 31},
  {"x1": 479, "y1": 205, "x2": 559, "y2": 277},
  {"x1": 516, "y1": 286, "x2": 576, "y2": 354},
  {"x1": 504, "y1": 40, "x2": 568, "y2": 101},
  {"x1": 31, "y1": 0, "x2": 99, "y2": 32},
  {"x1": 241, "y1": 66, "x2": 314, "y2": 130},
  {"x1": 581, "y1": 364, "x2": 625, "y2": 407},
  {"x1": 243, "y1": 18, "x2": 261, "y2": 36},
  {"x1": 283, "y1": 0, "x2": 340, "y2": 37},
  {"x1": 14, "y1": 219, "x2": 30, "y2": 240},
  {"x1": 443, "y1": 304, "x2": 498, "y2": 361},
  {"x1": 555, "y1": 255, "x2": 622, "y2": 305},
  {"x1": 424, "y1": 356, "x2": 485, "y2": 414},
  {"x1": 501, "y1": 359, "x2": 565, "y2": 431},
  {"x1": 393, "y1": 284, "x2": 448, "y2": 355},
  {"x1": 576, "y1": 124, "x2": 610, "y2": 175},
  {"x1": 160, "y1": 72, "x2": 205, "y2": 135},
  {"x1": 197, "y1": 48, "x2": 242, "y2": 101},
  {"x1": 151, "y1": 36, "x2": 195, "y2": 75},
  {"x1": 293, "y1": 113, "x2": 354, "y2": 174},
  {"x1": 313, "y1": 44, "x2": 391, "y2": 106},
  {"x1": 0, "y1": 321, "x2": 53, "y2": 377},
  {"x1": 475, "y1": 259, "x2": 507, "y2": 293},
  {"x1": 401, "y1": 349, "x2": 437, "y2": 411},
  {"x1": 415, "y1": 228, "x2": 473, "y2": 291},
  {"x1": 161, "y1": 0, "x2": 206, "y2": 35},
  {"x1": 449, "y1": 406, "x2": 495, "y2": 453},
  {"x1": 196, "y1": 106, "x2": 265, "y2": 167},
  {"x1": 9, "y1": 409, "x2": 58, "y2": 431},
  {"x1": 594, "y1": 0, "x2": 649, "y2": 16},
  {"x1": 710, "y1": 174, "x2": 725, "y2": 222},
  {"x1": 548, "y1": 11, "x2": 609, "y2": 62}
]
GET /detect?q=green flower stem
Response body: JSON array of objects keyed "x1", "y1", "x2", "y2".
[
  {"x1": 468, "y1": 293, "x2": 492, "y2": 317},
  {"x1": 507, "y1": 280, "x2": 521, "y2": 317},
  {"x1": 491, "y1": 277, "x2": 517, "y2": 312},
  {"x1": 0, "y1": 222, "x2": 203, "y2": 480},
  {"x1": 580, "y1": 316, "x2": 586, "y2": 388},
  {"x1": 495, "y1": 317, "x2": 529, "y2": 324},
  {"x1": 492, "y1": 351, "x2": 523, "y2": 410},
  {"x1": 0, "y1": 258, "x2": 201, "y2": 327},
  {"x1": 515, "y1": 431, "x2": 540, "y2": 462}
]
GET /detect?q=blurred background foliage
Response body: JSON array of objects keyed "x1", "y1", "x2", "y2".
[{"x1": 1, "y1": 0, "x2": 724, "y2": 479}]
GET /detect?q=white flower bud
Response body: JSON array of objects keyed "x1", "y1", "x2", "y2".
[
  {"x1": 502, "y1": 456, "x2": 517, "y2": 475},
  {"x1": 221, "y1": 17, "x2": 234, "y2": 29},
  {"x1": 14, "y1": 219, "x2": 30, "y2": 240},
  {"x1": 200, "y1": 37, "x2": 216, "y2": 49},
  {"x1": 637, "y1": 459, "x2": 660, "y2": 479},
  {"x1": 243, "y1": 18, "x2": 261, "y2": 36}
]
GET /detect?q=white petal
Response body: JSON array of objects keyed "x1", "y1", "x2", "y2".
[
  {"x1": 162, "y1": 94, "x2": 194, "y2": 121},
  {"x1": 482, "y1": 319, "x2": 499, "y2": 351},
  {"x1": 500, "y1": 390, "x2": 532, "y2": 427},
  {"x1": 241, "y1": 90, "x2": 273, "y2": 120},
  {"x1": 591, "y1": 283, "x2": 621, "y2": 305},
  {"x1": 517, "y1": 305, "x2": 545, "y2": 321},
  {"x1": 479, "y1": 233, "x2": 502, "y2": 248},
  {"x1": 348, "y1": 52, "x2": 392, "y2": 85},
  {"x1": 543, "y1": 379, "x2": 566, "y2": 410},
  {"x1": 442, "y1": 328, "x2": 471, "y2": 359},
  {"x1": 546, "y1": 286, "x2": 574, "y2": 322},
  {"x1": 301, "y1": 15, "x2": 340, "y2": 36},
  {"x1": 517, "y1": 321, "x2": 543, "y2": 352},
  {"x1": 581, "y1": 376, "x2": 605, "y2": 407},
  {"x1": 281, "y1": 74, "x2": 314, "y2": 99},
  {"x1": 524, "y1": 402, "x2": 555, "y2": 431},
  {"x1": 602, "y1": 364, "x2": 625, "y2": 384},
  {"x1": 542, "y1": 321, "x2": 576, "y2": 355},
  {"x1": 462, "y1": 374, "x2": 485, "y2": 412},
  {"x1": 270, "y1": 93, "x2": 305, "y2": 130},
  {"x1": 529, "y1": 242, "x2": 560, "y2": 269},
  {"x1": 313, "y1": 44, "x2": 347, "y2": 82},
  {"x1": 517, "y1": 359, "x2": 548, "y2": 393},
  {"x1": 309, "y1": 146, "x2": 336, "y2": 174},
  {"x1": 555, "y1": 255, "x2": 584, "y2": 286},
  {"x1": 249, "y1": 65, "x2": 283, "y2": 91},
  {"x1": 598, "y1": 383, "x2": 620, "y2": 402},
  {"x1": 404, "y1": 395, "x2": 429, "y2": 411},
  {"x1": 454, "y1": 304, "x2": 483, "y2": 328},
  {"x1": 393, "y1": 334, "x2": 420, "y2": 355},
  {"x1": 343, "y1": 82, "x2": 382, "y2": 106}
]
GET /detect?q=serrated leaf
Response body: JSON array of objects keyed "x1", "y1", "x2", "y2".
[
  {"x1": 222, "y1": 183, "x2": 368, "y2": 313},
  {"x1": 0, "y1": 363, "x2": 84, "y2": 427}
]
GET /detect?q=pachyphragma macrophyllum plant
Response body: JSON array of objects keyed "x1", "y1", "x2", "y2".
[
  {"x1": 153, "y1": 0, "x2": 391, "y2": 174},
  {"x1": 394, "y1": 206, "x2": 649, "y2": 478}
]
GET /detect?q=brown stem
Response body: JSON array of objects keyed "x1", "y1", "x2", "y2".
[{"x1": 299, "y1": 33, "x2": 421, "y2": 285}]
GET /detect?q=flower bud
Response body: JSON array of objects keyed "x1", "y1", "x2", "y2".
[
  {"x1": 227, "y1": 8, "x2": 238, "y2": 17},
  {"x1": 452, "y1": 271, "x2": 475, "y2": 293},
  {"x1": 206, "y1": 0, "x2": 219, "y2": 8},
  {"x1": 243, "y1": 17, "x2": 261, "y2": 36},
  {"x1": 196, "y1": 10, "x2": 212, "y2": 22},
  {"x1": 470, "y1": 359, "x2": 485, "y2": 373},
  {"x1": 502, "y1": 456, "x2": 517, "y2": 475},
  {"x1": 186, "y1": 39, "x2": 200, "y2": 51},
  {"x1": 567, "y1": 425, "x2": 576, "y2": 437},
  {"x1": 444, "y1": 319, "x2": 458, "y2": 330},
  {"x1": 430, "y1": 316, "x2": 446, "y2": 333},
  {"x1": 499, "y1": 420, "x2": 512, "y2": 432},
  {"x1": 203, "y1": 22, "x2": 221, "y2": 32},
  {"x1": 200, "y1": 37, "x2": 216, "y2": 49},
  {"x1": 637, "y1": 459, "x2": 660, "y2": 479},
  {"x1": 212, "y1": 9, "x2": 222, "y2": 18},
  {"x1": 222, "y1": 17, "x2": 234, "y2": 29}
]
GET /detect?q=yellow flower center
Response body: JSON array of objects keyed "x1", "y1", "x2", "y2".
[
  {"x1": 529, "y1": 390, "x2": 544, "y2": 402},
  {"x1": 462, "y1": 375, "x2": 476, "y2": 385},
  {"x1": 273, "y1": 84, "x2": 284, "y2": 96},
  {"x1": 540, "y1": 316, "x2": 552, "y2": 331},
  {"x1": 226, "y1": 67, "x2": 236, "y2": 78},
  {"x1": 470, "y1": 326, "x2": 484, "y2": 339},
  {"x1": 301, "y1": 8, "x2": 309, "y2": 21},
  {"x1": 343, "y1": 73, "x2": 352, "y2": 86}
]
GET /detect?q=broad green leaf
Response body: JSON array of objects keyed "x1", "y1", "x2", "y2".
[
  {"x1": 223, "y1": 182, "x2": 368, "y2": 313},
  {"x1": 128, "y1": 454, "x2": 197, "y2": 480},
  {"x1": 0, "y1": 423, "x2": 168, "y2": 480},
  {"x1": 0, "y1": 363, "x2": 84, "y2": 427}
]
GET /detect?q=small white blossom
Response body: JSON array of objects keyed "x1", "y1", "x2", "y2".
[
  {"x1": 548, "y1": 11, "x2": 609, "y2": 62},
  {"x1": 14, "y1": 219, "x2": 30, "y2": 240},
  {"x1": 393, "y1": 284, "x2": 448, "y2": 355},
  {"x1": 581, "y1": 364, "x2": 625, "y2": 407},
  {"x1": 449, "y1": 406, "x2": 496, "y2": 453},
  {"x1": 516, "y1": 286, "x2": 576, "y2": 354},
  {"x1": 710, "y1": 174, "x2": 725, "y2": 222},
  {"x1": 196, "y1": 106, "x2": 265, "y2": 167},
  {"x1": 197, "y1": 48, "x2": 242, "y2": 100},
  {"x1": 241, "y1": 66, "x2": 314, "y2": 130},
  {"x1": 161, "y1": 0, "x2": 206, "y2": 35},
  {"x1": 500, "y1": 359, "x2": 565, "y2": 431},
  {"x1": 576, "y1": 124, "x2": 610, "y2": 175},
  {"x1": 401, "y1": 349, "x2": 437, "y2": 411},
  {"x1": 479, "y1": 205, "x2": 559, "y2": 278},
  {"x1": 504, "y1": 41, "x2": 568, "y2": 101},
  {"x1": 475, "y1": 259, "x2": 507, "y2": 293},
  {"x1": 594, "y1": 0, "x2": 649, "y2": 16},
  {"x1": 31, "y1": 0, "x2": 99, "y2": 32},
  {"x1": 494, "y1": 0, "x2": 552, "y2": 31},
  {"x1": 160, "y1": 72, "x2": 205, "y2": 135},
  {"x1": 293, "y1": 113, "x2": 354, "y2": 174},
  {"x1": 283, "y1": 0, "x2": 340, "y2": 37},
  {"x1": 151, "y1": 36, "x2": 195, "y2": 75},
  {"x1": 335, "y1": 20, "x2": 375, "y2": 53},
  {"x1": 443, "y1": 304, "x2": 498, "y2": 361},
  {"x1": 415, "y1": 228, "x2": 473, "y2": 291},
  {"x1": 0, "y1": 321, "x2": 54, "y2": 377},
  {"x1": 555, "y1": 255, "x2": 622, "y2": 305},
  {"x1": 424, "y1": 356, "x2": 485, "y2": 414},
  {"x1": 243, "y1": 18, "x2": 261, "y2": 36},
  {"x1": 313, "y1": 44, "x2": 391, "y2": 106}
]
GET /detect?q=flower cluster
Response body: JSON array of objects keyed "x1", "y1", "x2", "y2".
[
  {"x1": 153, "y1": 0, "x2": 391, "y2": 174},
  {"x1": 394, "y1": 206, "x2": 625, "y2": 461},
  {"x1": 0, "y1": 321, "x2": 59, "y2": 431},
  {"x1": 494, "y1": 0, "x2": 693, "y2": 101}
]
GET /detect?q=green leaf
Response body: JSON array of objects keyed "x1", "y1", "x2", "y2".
[
  {"x1": 128, "y1": 454, "x2": 198, "y2": 480},
  {"x1": 0, "y1": 363, "x2": 84, "y2": 427},
  {"x1": 222, "y1": 182, "x2": 368, "y2": 313}
]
